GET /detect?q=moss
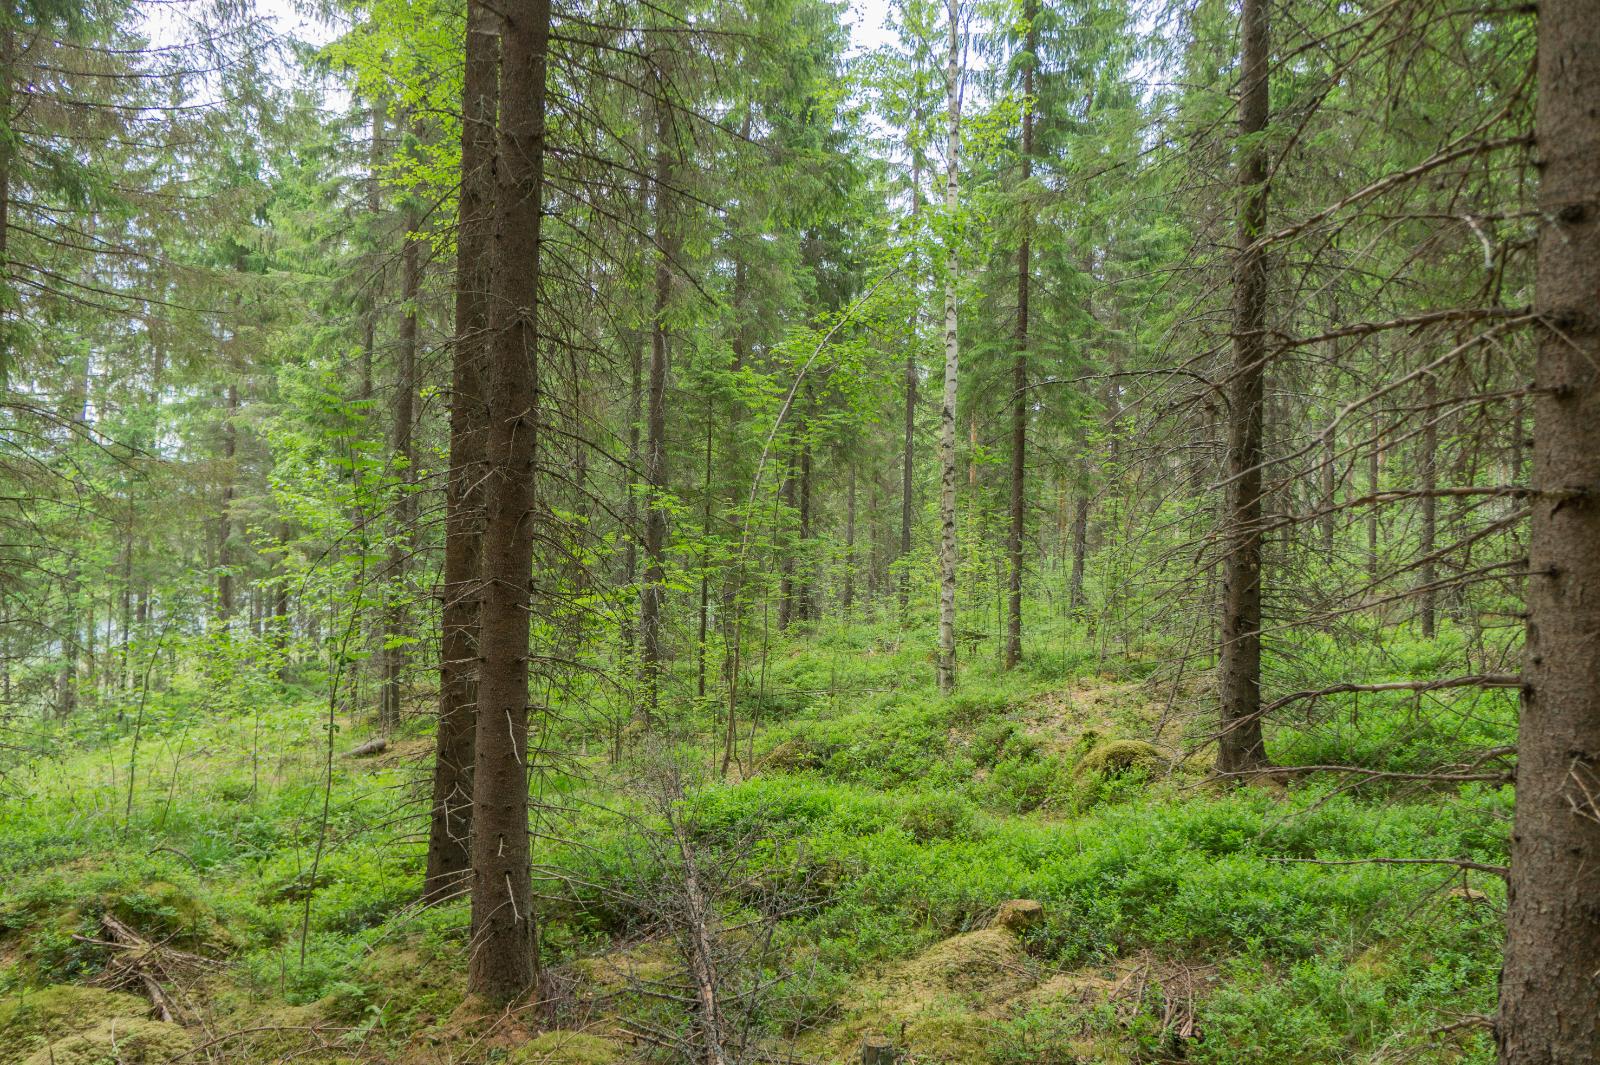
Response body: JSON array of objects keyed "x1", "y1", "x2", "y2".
[
  {"x1": 1075, "y1": 739, "x2": 1161, "y2": 777},
  {"x1": 21, "y1": 1016, "x2": 193, "y2": 1065},
  {"x1": 805, "y1": 927, "x2": 1039, "y2": 1063},
  {"x1": 511, "y1": 1030, "x2": 626, "y2": 1064},
  {"x1": 0, "y1": 985, "x2": 149, "y2": 1061}
]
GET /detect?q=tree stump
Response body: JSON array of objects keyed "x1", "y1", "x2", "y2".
[{"x1": 862, "y1": 1036, "x2": 901, "y2": 1064}]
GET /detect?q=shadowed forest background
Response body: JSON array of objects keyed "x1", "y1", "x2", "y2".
[{"x1": 0, "y1": 0, "x2": 1597, "y2": 1063}]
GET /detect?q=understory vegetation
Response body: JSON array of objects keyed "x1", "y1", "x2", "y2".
[{"x1": 2, "y1": 609, "x2": 1511, "y2": 1063}]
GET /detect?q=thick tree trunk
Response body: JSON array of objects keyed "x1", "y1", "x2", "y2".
[
  {"x1": 1496, "y1": 1, "x2": 1600, "y2": 1057},
  {"x1": 936, "y1": 3, "x2": 964, "y2": 696},
  {"x1": 467, "y1": 0, "x2": 548, "y2": 1005},
  {"x1": 1004, "y1": 2, "x2": 1035, "y2": 671},
  {"x1": 1216, "y1": 0, "x2": 1271, "y2": 775},
  {"x1": 639, "y1": 90, "x2": 675, "y2": 725},
  {"x1": 425, "y1": 9, "x2": 498, "y2": 906}
]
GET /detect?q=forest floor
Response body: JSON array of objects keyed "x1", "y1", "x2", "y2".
[{"x1": 0, "y1": 612, "x2": 1511, "y2": 1064}]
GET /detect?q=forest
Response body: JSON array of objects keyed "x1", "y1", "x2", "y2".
[{"x1": 0, "y1": 0, "x2": 1595, "y2": 1061}]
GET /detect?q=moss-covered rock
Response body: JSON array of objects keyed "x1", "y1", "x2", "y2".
[
  {"x1": 22, "y1": 1016, "x2": 192, "y2": 1065},
  {"x1": 510, "y1": 1030, "x2": 626, "y2": 1064},
  {"x1": 0, "y1": 985, "x2": 149, "y2": 1061}
]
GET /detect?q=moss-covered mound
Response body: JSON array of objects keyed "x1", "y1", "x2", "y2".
[
  {"x1": 805, "y1": 927, "x2": 1039, "y2": 1063},
  {"x1": 0, "y1": 985, "x2": 150, "y2": 1061},
  {"x1": 22, "y1": 1015, "x2": 192, "y2": 1065},
  {"x1": 1075, "y1": 738, "x2": 1161, "y2": 776},
  {"x1": 510, "y1": 1030, "x2": 627, "y2": 1064}
]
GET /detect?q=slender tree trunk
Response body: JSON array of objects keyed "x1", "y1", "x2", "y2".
[
  {"x1": 639, "y1": 87, "x2": 675, "y2": 725},
  {"x1": 796, "y1": 423, "x2": 813, "y2": 623},
  {"x1": 1496, "y1": 2, "x2": 1600, "y2": 1056},
  {"x1": 777, "y1": 441, "x2": 796, "y2": 632},
  {"x1": 936, "y1": 2, "x2": 964, "y2": 696},
  {"x1": 1417, "y1": 373, "x2": 1438, "y2": 638},
  {"x1": 467, "y1": 0, "x2": 548, "y2": 1005},
  {"x1": 1367, "y1": 415, "x2": 1381, "y2": 583},
  {"x1": 425, "y1": 8, "x2": 498, "y2": 906},
  {"x1": 899, "y1": 158, "x2": 921, "y2": 623},
  {"x1": 1004, "y1": 1, "x2": 1035, "y2": 671},
  {"x1": 1069, "y1": 495, "x2": 1088, "y2": 611},
  {"x1": 217, "y1": 381, "x2": 238, "y2": 622},
  {"x1": 1216, "y1": 0, "x2": 1271, "y2": 774},
  {"x1": 843, "y1": 459, "x2": 857, "y2": 613},
  {"x1": 696, "y1": 415, "x2": 713, "y2": 699},
  {"x1": 622, "y1": 333, "x2": 642, "y2": 656},
  {"x1": 381, "y1": 192, "x2": 422, "y2": 733}
]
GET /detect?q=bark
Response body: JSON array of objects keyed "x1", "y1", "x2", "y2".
[
  {"x1": 843, "y1": 459, "x2": 857, "y2": 612},
  {"x1": 217, "y1": 381, "x2": 238, "y2": 622},
  {"x1": 1004, "y1": 0, "x2": 1036, "y2": 671},
  {"x1": 1496, "y1": 0, "x2": 1600, "y2": 1056},
  {"x1": 1216, "y1": 0, "x2": 1271, "y2": 774},
  {"x1": 639, "y1": 86, "x2": 676, "y2": 724},
  {"x1": 936, "y1": 2, "x2": 964, "y2": 696},
  {"x1": 467, "y1": 0, "x2": 548, "y2": 1005},
  {"x1": 426, "y1": 9, "x2": 498, "y2": 906},
  {"x1": 380, "y1": 191, "x2": 421, "y2": 733},
  {"x1": 1367, "y1": 414, "x2": 1381, "y2": 582},
  {"x1": 1417, "y1": 373, "x2": 1438, "y2": 637},
  {"x1": 899, "y1": 157, "x2": 921, "y2": 622},
  {"x1": 696, "y1": 416, "x2": 713, "y2": 699},
  {"x1": 1069, "y1": 495, "x2": 1088, "y2": 611}
]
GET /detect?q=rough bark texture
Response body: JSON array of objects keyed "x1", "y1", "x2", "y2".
[
  {"x1": 467, "y1": 0, "x2": 548, "y2": 1005},
  {"x1": 1216, "y1": 0, "x2": 1270, "y2": 775},
  {"x1": 425, "y1": 10, "x2": 498, "y2": 906},
  {"x1": 1004, "y1": 0, "x2": 1036, "y2": 671},
  {"x1": 936, "y1": 3, "x2": 963, "y2": 696},
  {"x1": 1496, "y1": 0, "x2": 1600, "y2": 1058}
]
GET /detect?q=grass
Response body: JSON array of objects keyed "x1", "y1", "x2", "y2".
[{"x1": 0, "y1": 609, "x2": 1511, "y2": 1062}]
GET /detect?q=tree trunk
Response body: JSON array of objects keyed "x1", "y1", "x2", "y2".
[
  {"x1": 1496, "y1": 0, "x2": 1600, "y2": 1057},
  {"x1": 639, "y1": 87, "x2": 675, "y2": 725},
  {"x1": 843, "y1": 459, "x2": 857, "y2": 613},
  {"x1": 936, "y1": 2, "x2": 964, "y2": 696},
  {"x1": 426, "y1": 8, "x2": 498, "y2": 906},
  {"x1": 1069, "y1": 495, "x2": 1088, "y2": 611},
  {"x1": 217, "y1": 381, "x2": 238, "y2": 622},
  {"x1": 899, "y1": 157, "x2": 921, "y2": 623},
  {"x1": 1004, "y1": 0, "x2": 1035, "y2": 671},
  {"x1": 1216, "y1": 0, "x2": 1271, "y2": 775},
  {"x1": 381, "y1": 190, "x2": 422, "y2": 733},
  {"x1": 467, "y1": 0, "x2": 548, "y2": 1005},
  {"x1": 1417, "y1": 373, "x2": 1437, "y2": 638}
]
